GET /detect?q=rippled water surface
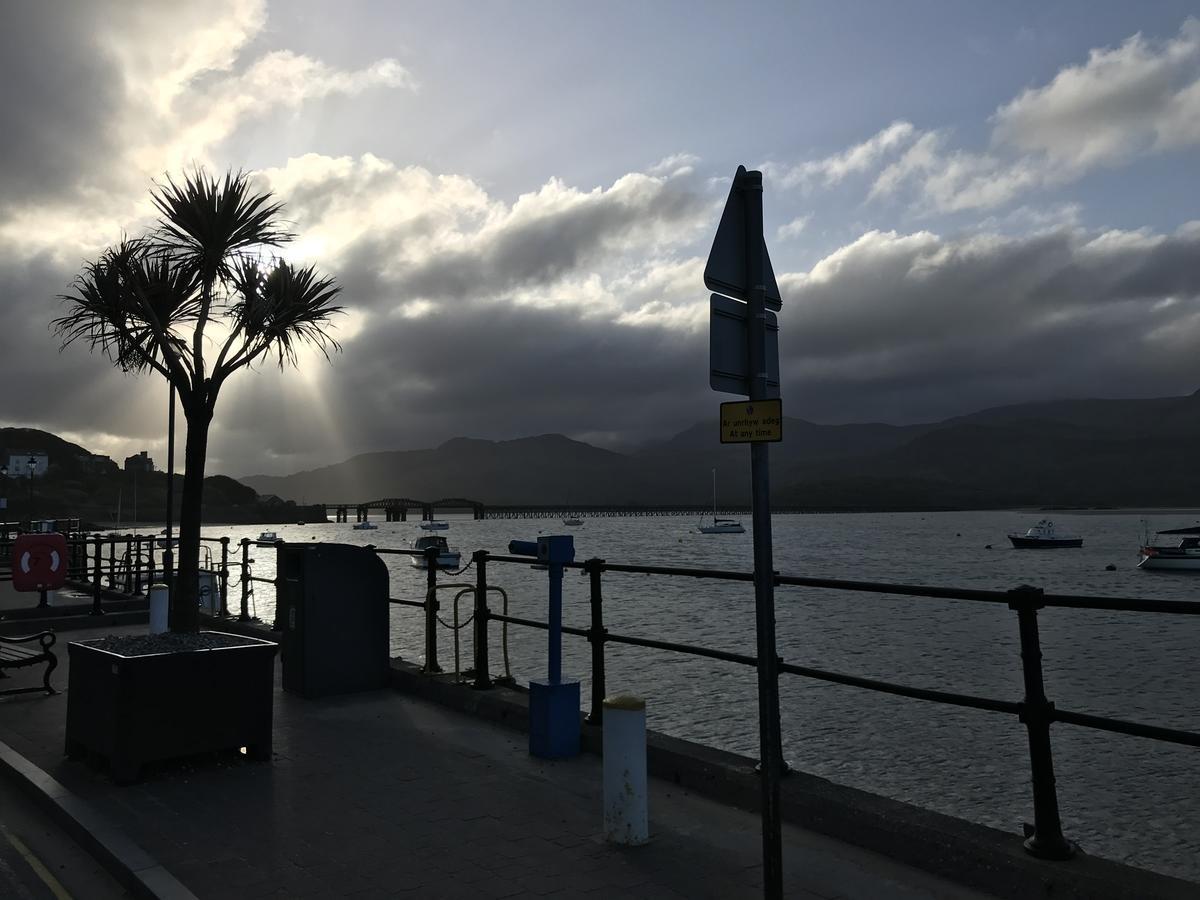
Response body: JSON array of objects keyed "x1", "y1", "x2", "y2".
[{"x1": 197, "y1": 510, "x2": 1200, "y2": 882}]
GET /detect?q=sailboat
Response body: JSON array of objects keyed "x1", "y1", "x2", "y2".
[{"x1": 698, "y1": 468, "x2": 744, "y2": 534}]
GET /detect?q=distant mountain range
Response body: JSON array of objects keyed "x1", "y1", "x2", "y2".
[{"x1": 240, "y1": 390, "x2": 1200, "y2": 510}]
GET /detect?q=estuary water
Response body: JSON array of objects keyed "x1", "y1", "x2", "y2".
[{"x1": 199, "y1": 510, "x2": 1200, "y2": 883}]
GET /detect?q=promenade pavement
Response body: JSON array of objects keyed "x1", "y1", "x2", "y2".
[
  {"x1": 0, "y1": 624, "x2": 994, "y2": 899},
  {"x1": 0, "y1": 774, "x2": 130, "y2": 898}
]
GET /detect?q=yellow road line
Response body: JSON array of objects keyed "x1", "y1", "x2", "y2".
[{"x1": 0, "y1": 823, "x2": 73, "y2": 900}]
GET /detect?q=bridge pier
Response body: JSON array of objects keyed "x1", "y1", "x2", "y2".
[
  {"x1": 422, "y1": 504, "x2": 433, "y2": 521},
  {"x1": 335, "y1": 506, "x2": 347, "y2": 523}
]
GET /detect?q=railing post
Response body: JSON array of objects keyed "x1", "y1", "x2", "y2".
[
  {"x1": 272, "y1": 539, "x2": 286, "y2": 630},
  {"x1": 472, "y1": 550, "x2": 491, "y2": 689},
  {"x1": 108, "y1": 535, "x2": 117, "y2": 589},
  {"x1": 585, "y1": 558, "x2": 608, "y2": 726},
  {"x1": 132, "y1": 534, "x2": 142, "y2": 595},
  {"x1": 219, "y1": 537, "x2": 230, "y2": 616},
  {"x1": 423, "y1": 546, "x2": 441, "y2": 673},
  {"x1": 91, "y1": 535, "x2": 103, "y2": 615},
  {"x1": 1008, "y1": 585, "x2": 1074, "y2": 860},
  {"x1": 240, "y1": 538, "x2": 251, "y2": 621}
]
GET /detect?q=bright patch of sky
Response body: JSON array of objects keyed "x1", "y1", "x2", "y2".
[{"x1": 2, "y1": 1, "x2": 1200, "y2": 474}]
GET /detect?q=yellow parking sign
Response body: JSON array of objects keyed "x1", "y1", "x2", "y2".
[{"x1": 720, "y1": 399, "x2": 783, "y2": 444}]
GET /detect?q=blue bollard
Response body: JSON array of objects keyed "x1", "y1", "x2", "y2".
[{"x1": 509, "y1": 536, "x2": 580, "y2": 758}]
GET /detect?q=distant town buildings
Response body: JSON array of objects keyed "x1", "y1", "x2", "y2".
[
  {"x1": 124, "y1": 451, "x2": 155, "y2": 473},
  {"x1": 4, "y1": 451, "x2": 49, "y2": 478},
  {"x1": 77, "y1": 453, "x2": 118, "y2": 475}
]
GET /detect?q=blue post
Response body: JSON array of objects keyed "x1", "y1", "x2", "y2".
[
  {"x1": 509, "y1": 536, "x2": 579, "y2": 758},
  {"x1": 548, "y1": 559, "x2": 563, "y2": 683}
]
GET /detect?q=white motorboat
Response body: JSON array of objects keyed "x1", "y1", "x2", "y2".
[
  {"x1": 352, "y1": 521, "x2": 378, "y2": 531},
  {"x1": 410, "y1": 534, "x2": 462, "y2": 569},
  {"x1": 1007, "y1": 519, "x2": 1082, "y2": 549},
  {"x1": 1139, "y1": 525, "x2": 1200, "y2": 571},
  {"x1": 257, "y1": 530, "x2": 279, "y2": 542},
  {"x1": 419, "y1": 520, "x2": 449, "y2": 531},
  {"x1": 562, "y1": 517, "x2": 583, "y2": 526},
  {"x1": 698, "y1": 467, "x2": 744, "y2": 534}
]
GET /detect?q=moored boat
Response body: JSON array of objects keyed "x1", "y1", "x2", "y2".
[
  {"x1": 419, "y1": 520, "x2": 449, "y2": 531},
  {"x1": 410, "y1": 534, "x2": 462, "y2": 569},
  {"x1": 1008, "y1": 519, "x2": 1082, "y2": 548},
  {"x1": 352, "y1": 521, "x2": 378, "y2": 531},
  {"x1": 698, "y1": 467, "x2": 744, "y2": 535},
  {"x1": 1139, "y1": 526, "x2": 1200, "y2": 571},
  {"x1": 562, "y1": 517, "x2": 583, "y2": 526}
]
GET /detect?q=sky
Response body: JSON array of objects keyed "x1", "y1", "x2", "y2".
[{"x1": 1, "y1": 1, "x2": 1199, "y2": 477}]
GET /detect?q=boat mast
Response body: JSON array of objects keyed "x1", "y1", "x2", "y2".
[{"x1": 712, "y1": 467, "x2": 717, "y2": 523}]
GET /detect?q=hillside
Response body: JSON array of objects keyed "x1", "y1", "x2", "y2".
[
  {"x1": 240, "y1": 390, "x2": 1200, "y2": 511},
  {"x1": 0, "y1": 428, "x2": 321, "y2": 526}
]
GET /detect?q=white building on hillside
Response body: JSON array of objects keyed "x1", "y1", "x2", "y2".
[{"x1": 5, "y1": 451, "x2": 49, "y2": 478}]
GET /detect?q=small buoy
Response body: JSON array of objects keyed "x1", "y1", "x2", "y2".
[
  {"x1": 956, "y1": 532, "x2": 962, "y2": 537},
  {"x1": 985, "y1": 544, "x2": 993, "y2": 550},
  {"x1": 1105, "y1": 564, "x2": 1117, "y2": 571}
]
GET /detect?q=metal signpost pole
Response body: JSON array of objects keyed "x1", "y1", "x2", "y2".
[
  {"x1": 743, "y1": 171, "x2": 783, "y2": 899},
  {"x1": 706, "y1": 164, "x2": 787, "y2": 897},
  {"x1": 164, "y1": 384, "x2": 176, "y2": 608}
]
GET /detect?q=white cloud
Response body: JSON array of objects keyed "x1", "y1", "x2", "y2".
[
  {"x1": 0, "y1": 0, "x2": 414, "y2": 261},
  {"x1": 767, "y1": 122, "x2": 915, "y2": 189},
  {"x1": 993, "y1": 18, "x2": 1200, "y2": 169},
  {"x1": 258, "y1": 153, "x2": 711, "y2": 315},
  {"x1": 777, "y1": 215, "x2": 810, "y2": 241},
  {"x1": 856, "y1": 19, "x2": 1200, "y2": 214},
  {"x1": 649, "y1": 153, "x2": 701, "y2": 177}
]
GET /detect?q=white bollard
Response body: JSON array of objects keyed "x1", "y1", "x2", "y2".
[
  {"x1": 148, "y1": 583, "x2": 169, "y2": 634},
  {"x1": 603, "y1": 693, "x2": 648, "y2": 845}
]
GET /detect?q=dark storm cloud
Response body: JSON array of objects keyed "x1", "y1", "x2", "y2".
[
  {"x1": 397, "y1": 180, "x2": 705, "y2": 302},
  {"x1": 0, "y1": 250, "x2": 166, "y2": 441},
  {"x1": 208, "y1": 220, "x2": 1200, "y2": 477},
  {"x1": 0, "y1": 5, "x2": 123, "y2": 211},
  {"x1": 778, "y1": 225, "x2": 1200, "y2": 423},
  {"x1": 213, "y1": 295, "x2": 709, "y2": 474}
]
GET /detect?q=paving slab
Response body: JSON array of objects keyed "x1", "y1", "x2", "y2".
[{"x1": 0, "y1": 624, "x2": 994, "y2": 899}]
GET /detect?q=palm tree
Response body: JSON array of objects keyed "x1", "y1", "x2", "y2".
[{"x1": 54, "y1": 169, "x2": 342, "y2": 632}]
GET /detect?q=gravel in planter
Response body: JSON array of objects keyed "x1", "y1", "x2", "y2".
[{"x1": 79, "y1": 632, "x2": 264, "y2": 656}]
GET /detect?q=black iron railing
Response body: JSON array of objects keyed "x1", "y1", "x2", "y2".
[
  {"x1": 408, "y1": 550, "x2": 1200, "y2": 863},
  {"x1": 9, "y1": 529, "x2": 1197, "y2": 863}
]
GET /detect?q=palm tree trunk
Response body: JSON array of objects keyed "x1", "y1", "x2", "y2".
[{"x1": 170, "y1": 403, "x2": 212, "y2": 632}]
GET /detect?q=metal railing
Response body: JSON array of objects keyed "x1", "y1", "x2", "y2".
[
  {"x1": 397, "y1": 549, "x2": 1200, "y2": 863},
  {"x1": 8, "y1": 528, "x2": 1197, "y2": 862}
]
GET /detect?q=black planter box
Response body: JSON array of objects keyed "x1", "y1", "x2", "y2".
[{"x1": 65, "y1": 632, "x2": 278, "y2": 783}]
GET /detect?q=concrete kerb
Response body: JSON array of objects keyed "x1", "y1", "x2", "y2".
[
  {"x1": 388, "y1": 659, "x2": 1199, "y2": 900},
  {"x1": 0, "y1": 738, "x2": 197, "y2": 900}
]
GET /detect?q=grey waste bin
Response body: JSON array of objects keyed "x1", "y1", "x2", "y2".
[{"x1": 277, "y1": 543, "x2": 390, "y2": 698}]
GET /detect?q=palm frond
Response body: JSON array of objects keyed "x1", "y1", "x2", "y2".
[
  {"x1": 233, "y1": 260, "x2": 344, "y2": 368},
  {"x1": 150, "y1": 168, "x2": 293, "y2": 285},
  {"x1": 53, "y1": 239, "x2": 199, "y2": 377}
]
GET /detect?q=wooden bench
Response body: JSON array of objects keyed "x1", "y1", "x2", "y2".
[{"x1": 0, "y1": 632, "x2": 58, "y2": 696}]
